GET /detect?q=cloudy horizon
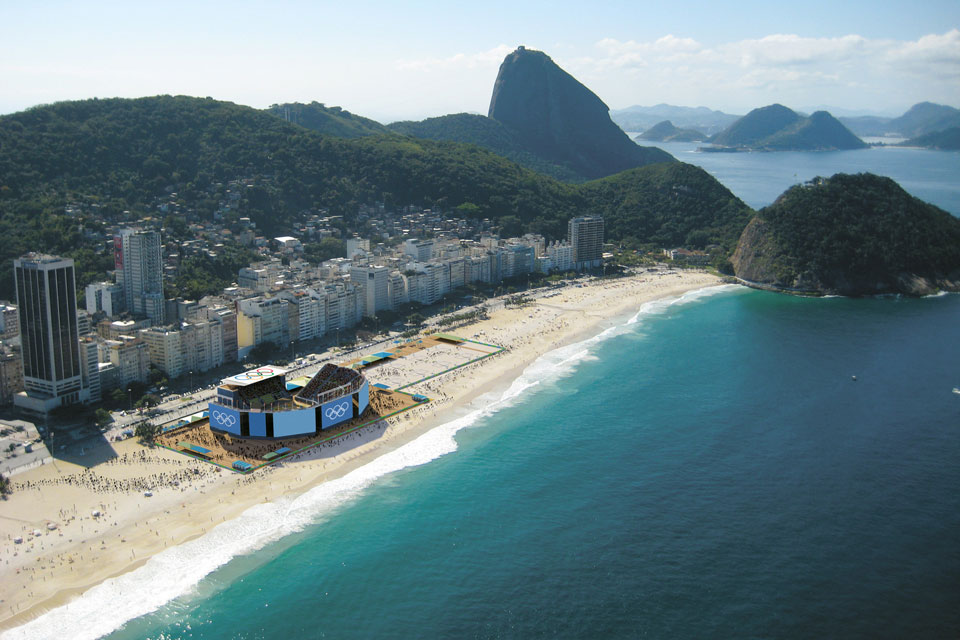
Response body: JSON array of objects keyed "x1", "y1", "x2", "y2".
[{"x1": 1, "y1": 2, "x2": 957, "y2": 123}]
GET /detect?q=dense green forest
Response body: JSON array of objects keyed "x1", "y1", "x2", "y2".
[
  {"x1": 0, "y1": 95, "x2": 754, "y2": 298},
  {"x1": 265, "y1": 102, "x2": 390, "y2": 138},
  {"x1": 732, "y1": 173, "x2": 960, "y2": 295}
]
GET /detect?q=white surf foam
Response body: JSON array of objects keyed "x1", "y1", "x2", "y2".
[{"x1": 1, "y1": 284, "x2": 735, "y2": 640}]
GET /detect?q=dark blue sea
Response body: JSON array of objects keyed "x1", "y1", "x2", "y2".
[{"x1": 11, "y1": 288, "x2": 959, "y2": 640}]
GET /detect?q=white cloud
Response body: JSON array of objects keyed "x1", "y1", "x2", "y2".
[
  {"x1": 394, "y1": 45, "x2": 515, "y2": 72},
  {"x1": 571, "y1": 30, "x2": 960, "y2": 113}
]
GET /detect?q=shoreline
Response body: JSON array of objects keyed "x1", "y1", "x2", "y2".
[{"x1": 0, "y1": 270, "x2": 724, "y2": 636}]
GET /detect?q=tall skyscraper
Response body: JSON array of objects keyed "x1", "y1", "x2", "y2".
[
  {"x1": 568, "y1": 216, "x2": 605, "y2": 270},
  {"x1": 115, "y1": 228, "x2": 164, "y2": 324},
  {"x1": 13, "y1": 254, "x2": 84, "y2": 413}
]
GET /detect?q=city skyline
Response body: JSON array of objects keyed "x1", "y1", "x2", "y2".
[{"x1": 1, "y1": 1, "x2": 957, "y2": 122}]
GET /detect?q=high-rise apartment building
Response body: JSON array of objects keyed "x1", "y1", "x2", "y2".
[
  {"x1": 0, "y1": 302, "x2": 19, "y2": 339},
  {"x1": 350, "y1": 265, "x2": 390, "y2": 317},
  {"x1": 567, "y1": 216, "x2": 605, "y2": 270},
  {"x1": 13, "y1": 254, "x2": 85, "y2": 413},
  {"x1": 0, "y1": 341, "x2": 23, "y2": 405},
  {"x1": 85, "y1": 281, "x2": 125, "y2": 317},
  {"x1": 115, "y1": 229, "x2": 164, "y2": 324}
]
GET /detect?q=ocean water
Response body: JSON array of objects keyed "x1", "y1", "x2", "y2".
[
  {"x1": 645, "y1": 140, "x2": 960, "y2": 215},
  {"x1": 10, "y1": 288, "x2": 959, "y2": 640}
]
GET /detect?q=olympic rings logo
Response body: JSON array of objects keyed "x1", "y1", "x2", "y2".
[
  {"x1": 211, "y1": 410, "x2": 237, "y2": 427},
  {"x1": 232, "y1": 368, "x2": 275, "y2": 381},
  {"x1": 324, "y1": 401, "x2": 350, "y2": 421}
]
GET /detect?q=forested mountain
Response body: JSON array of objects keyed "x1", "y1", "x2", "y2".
[
  {"x1": 579, "y1": 162, "x2": 753, "y2": 253},
  {"x1": 710, "y1": 105, "x2": 866, "y2": 150},
  {"x1": 0, "y1": 95, "x2": 751, "y2": 297},
  {"x1": 265, "y1": 102, "x2": 390, "y2": 138},
  {"x1": 731, "y1": 173, "x2": 960, "y2": 296}
]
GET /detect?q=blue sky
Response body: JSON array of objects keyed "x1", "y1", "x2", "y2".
[{"x1": 1, "y1": 0, "x2": 958, "y2": 121}]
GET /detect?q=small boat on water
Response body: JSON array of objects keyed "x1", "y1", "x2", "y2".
[{"x1": 953, "y1": 387, "x2": 960, "y2": 395}]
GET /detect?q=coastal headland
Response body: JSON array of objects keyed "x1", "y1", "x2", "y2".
[{"x1": 0, "y1": 269, "x2": 720, "y2": 633}]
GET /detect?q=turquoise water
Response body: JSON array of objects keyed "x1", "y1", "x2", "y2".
[
  {"x1": 649, "y1": 141, "x2": 960, "y2": 215},
  {"x1": 33, "y1": 288, "x2": 949, "y2": 639}
]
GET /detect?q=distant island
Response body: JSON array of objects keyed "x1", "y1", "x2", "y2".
[
  {"x1": 704, "y1": 104, "x2": 867, "y2": 151},
  {"x1": 610, "y1": 104, "x2": 740, "y2": 136},
  {"x1": 731, "y1": 173, "x2": 960, "y2": 296},
  {"x1": 634, "y1": 120, "x2": 706, "y2": 142},
  {"x1": 901, "y1": 126, "x2": 960, "y2": 151}
]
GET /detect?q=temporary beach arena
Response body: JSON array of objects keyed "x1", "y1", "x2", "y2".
[
  {"x1": 209, "y1": 364, "x2": 369, "y2": 438},
  {"x1": 155, "y1": 334, "x2": 504, "y2": 472}
]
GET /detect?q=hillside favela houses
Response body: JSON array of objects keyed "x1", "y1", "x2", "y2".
[{"x1": 2, "y1": 212, "x2": 606, "y2": 416}]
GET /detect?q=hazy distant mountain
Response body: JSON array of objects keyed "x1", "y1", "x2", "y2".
[
  {"x1": 487, "y1": 47, "x2": 673, "y2": 179},
  {"x1": 836, "y1": 115, "x2": 895, "y2": 137},
  {"x1": 885, "y1": 102, "x2": 960, "y2": 138},
  {"x1": 634, "y1": 120, "x2": 706, "y2": 142},
  {"x1": 709, "y1": 105, "x2": 866, "y2": 151},
  {"x1": 840, "y1": 102, "x2": 960, "y2": 138},
  {"x1": 901, "y1": 127, "x2": 960, "y2": 150},
  {"x1": 610, "y1": 104, "x2": 740, "y2": 136},
  {"x1": 265, "y1": 102, "x2": 389, "y2": 138}
]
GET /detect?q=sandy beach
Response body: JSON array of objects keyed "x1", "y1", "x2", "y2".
[{"x1": 0, "y1": 269, "x2": 721, "y2": 632}]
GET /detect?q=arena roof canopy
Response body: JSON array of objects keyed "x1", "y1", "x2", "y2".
[{"x1": 222, "y1": 366, "x2": 288, "y2": 387}]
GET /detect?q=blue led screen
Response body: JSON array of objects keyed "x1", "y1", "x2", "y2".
[
  {"x1": 249, "y1": 412, "x2": 267, "y2": 437},
  {"x1": 321, "y1": 395, "x2": 353, "y2": 429},
  {"x1": 208, "y1": 403, "x2": 241, "y2": 435},
  {"x1": 273, "y1": 407, "x2": 315, "y2": 437},
  {"x1": 358, "y1": 381, "x2": 369, "y2": 414}
]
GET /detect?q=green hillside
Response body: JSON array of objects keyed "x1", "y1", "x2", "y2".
[
  {"x1": 264, "y1": 101, "x2": 390, "y2": 138},
  {"x1": 0, "y1": 96, "x2": 752, "y2": 298},
  {"x1": 731, "y1": 173, "x2": 960, "y2": 295},
  {"x1": 387, "y1": 113, "x2": 583, "y2": 181}
]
